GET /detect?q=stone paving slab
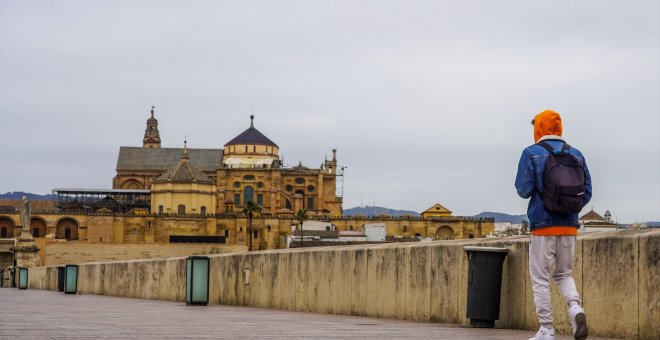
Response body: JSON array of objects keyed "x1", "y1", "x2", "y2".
[{"x1": 0, "y1": 289, "x2": 617, "y2": 339}]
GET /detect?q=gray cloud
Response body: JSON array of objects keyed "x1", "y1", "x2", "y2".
[{"x1": 1, "y1": 0, "x2": 658, "y2": 222}]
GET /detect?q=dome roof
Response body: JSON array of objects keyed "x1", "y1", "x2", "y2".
[
  {"x1": 579, "y1": 209, "x2": 605, "y2": 221},
  {"x1": 225, "y1": 115, "x2": 278, "y2": 147},
  {"x1": 154, "y1": 145, "x2": 214, "y2": 184}
]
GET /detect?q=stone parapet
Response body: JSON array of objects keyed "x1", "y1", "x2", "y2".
[{"x1": 27, "y1": 229, "x2": 659, "y2": 339}]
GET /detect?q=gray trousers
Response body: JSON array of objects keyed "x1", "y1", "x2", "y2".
[{"x1": 529, "y1": 235, "x2": 581, "y2": 326}]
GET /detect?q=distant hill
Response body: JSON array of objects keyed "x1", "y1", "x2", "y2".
[
  {"x1": 0, "y1": 191, "x2": 54, "y2": 200},
  {"x1": 472, "y1": 212, "x2": 527, "y2": 223},
  {"x1": 344, "y1": 206, "x2": 420, "y2": 217}
]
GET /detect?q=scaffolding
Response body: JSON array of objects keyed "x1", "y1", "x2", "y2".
[
  {"x1": 52, "y1": 188, "x2": 151, "y2": 213},
  {"x1": 336, "y1": 166, "x2": 346, "y2": 198}
]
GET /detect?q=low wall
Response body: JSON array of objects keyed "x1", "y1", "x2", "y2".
[
  {"x1": 27, "y1": 229, "x2": 659, "y2": 339},
  {"x1": 41, "y1": 241, "x2": 246, "y2": 266}
]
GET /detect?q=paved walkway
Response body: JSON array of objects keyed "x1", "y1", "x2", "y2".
[{"x1": 0, "y1": 289, "x2": 615, "y2": 339}]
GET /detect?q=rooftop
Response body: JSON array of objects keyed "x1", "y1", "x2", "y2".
[{"x1": 225, "y1": 115, "x2": 278, "y2": 147}]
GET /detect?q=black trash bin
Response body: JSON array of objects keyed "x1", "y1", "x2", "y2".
[
  {"x1": 464, "y1": 246, "x2": 509, "y2": 328},
  {"x1": 57, "y1": 266, "x2": 65, "y2": 292}
]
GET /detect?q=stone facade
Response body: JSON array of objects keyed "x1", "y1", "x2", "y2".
[
  {"x1": 0, "y1": 210, "x2": 493, "y2": 253},
  {"x1": 0, "y1": 108, "x2": 494, "y2": 261},
  {"x1": 114, "y1": 110, "x2": 341, "y2": 216}
]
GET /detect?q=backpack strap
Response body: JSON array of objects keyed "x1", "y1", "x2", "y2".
[{"x1": 537, "y1": 141, "x2": 571, "y2": 155}]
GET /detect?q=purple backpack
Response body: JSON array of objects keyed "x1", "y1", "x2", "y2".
[{"x1": 538, "y1": 141, "x2": 586, "y2": 215}]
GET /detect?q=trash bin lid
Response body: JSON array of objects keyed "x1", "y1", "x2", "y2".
[{"x1": 463, "y1": 246, "x2": 509, "y2": 253}]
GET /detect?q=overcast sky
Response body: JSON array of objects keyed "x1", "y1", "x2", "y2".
[{"x1": 1, "y1": 1, "x2": 658, "y2": 222}]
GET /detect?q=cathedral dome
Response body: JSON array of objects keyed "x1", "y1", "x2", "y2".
[
  {"x1": 225, "y1": 115, "x2": 278, "y2": 147},
  {"x1": 153, "y1": 143, "x2": 214, "y2": 184}
]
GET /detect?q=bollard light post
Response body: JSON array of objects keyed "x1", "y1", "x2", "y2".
[
  {"x1": 64, "y1": 264, "x2": 78, "y2": 294},
  {"x1": 186, "y1": 256, "x2": 210, "y2": 305},
  {"x1": 17, "y1": 267, "x2": 28, "y2": 289}
]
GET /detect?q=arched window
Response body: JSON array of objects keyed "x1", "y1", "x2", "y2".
[
  {"x1": 244, "y1": 186, "x2": 254, "y2": 204},
  {"x1": 56, "y1": 218, "x2": 79, "y2": 240},
  {"x1": 178, "y1": 204, "x2": 185, "y2": 215},
  {"x1": 158, "y1": 205, "x2": 164, "y2": 214},
  {"x1": 285, "y1": 199, "x2": 292, "y2": 210},
  {"x1": 200, "y1": 206, "x2": 206, "y2": 216}
]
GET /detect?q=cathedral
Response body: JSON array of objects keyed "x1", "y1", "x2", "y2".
[
  {"x1": 0, "y1": 107, "x2": 494, "y2": 262},
  {"x1": 113, "y1": 107, "x2": 342, "y2": 216}
]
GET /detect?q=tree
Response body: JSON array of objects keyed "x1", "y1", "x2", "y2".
[
  {"x1": 242, "y1": 200, "x2": 261, "y2": 251},
  {"x1": 295, "y1": 209, "x2": 308, "y2": 248},
  {"x1": 521, "y1": 220, "x2": 529, "y2": 234}
]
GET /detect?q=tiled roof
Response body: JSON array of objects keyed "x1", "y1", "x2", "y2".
[
  {"x1": 225, "y1": 127, "x2": 277, "y2": 147},
  {"x1": 422, "y1": 203, "x2": 452, "y2": 214},
  {"x1": 0, "y1": 200, "x2": 56, "y2": 211},
  {"x1": 116, "y1": 147, "x2": 222, "y2": 171},
  {"x1": 153, "y1": 153, "x2": 215, "y2": 184},
  {"x1": 579, "y1": 209, "x2": 605, "y2": 221}
]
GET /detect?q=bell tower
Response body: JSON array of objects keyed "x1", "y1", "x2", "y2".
[{"x1": 143, "y1": 106, "x2": 161, "y2": 148}]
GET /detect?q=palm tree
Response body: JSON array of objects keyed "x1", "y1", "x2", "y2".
[
  {"x1": 294, "y1": 209, "x2": 308, "y2": 248},
  {"x1": 243, "y1": 200, "x2": 261, "y2": 251}
]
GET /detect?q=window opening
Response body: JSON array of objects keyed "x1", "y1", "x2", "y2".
[{"x1": 244, "y1": 186, "x2": 254, "y2": 204}]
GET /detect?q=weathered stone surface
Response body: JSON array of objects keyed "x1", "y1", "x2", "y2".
[
  {"x1": 24, "y1": 230, "x2": 659, "y2": 340},
  {"x1": 335, "y1": 245, "x2": 368, "y2": 316},
  {"x1": 277, "y1": 250, "x2": 298, "y2": 312},
  {"x1": 405, "y1": 243, "x2": 431, "y2": 322},
  {"x1": 582, "y1": 230, "x2": 640, "y2": 339},
  {"x1": 429, "y1": 242, "x2": 461, "y2": 324},
  {"x1": 638, "y1": 230, "x2": 659, "y2": 340},
  {"x1": 366, "y1": 244, "x2": 407, "y2": 319},
  {"x1": 493, "y1": 237, "x2": 531, "y2": 330},
  {"x1": 307, "y1": 248, "x2": 339, "y2": 314}
]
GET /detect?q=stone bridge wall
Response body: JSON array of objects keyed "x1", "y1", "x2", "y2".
[{"x1": 27, "y1": 229, "x2": 659, "y2": 339}]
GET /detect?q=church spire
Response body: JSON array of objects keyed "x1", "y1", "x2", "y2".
[
  {"x1": 182, "y1": 138, "x2": 189, "y2": 159},
  {"x1": 143, "y1": 105, "x2": 161, "y2": 148},
  {"x1": 250, "y1": 114, "x2": 255, "y2": 128}
]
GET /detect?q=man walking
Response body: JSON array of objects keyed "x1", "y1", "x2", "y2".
[{"x1": 515, "y1": 110, "x2": 592, "y2": 340}]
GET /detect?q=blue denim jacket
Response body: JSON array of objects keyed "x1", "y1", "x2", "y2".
[{"x1": 515, "y1": 137, "x2": 592, "y2": 230}]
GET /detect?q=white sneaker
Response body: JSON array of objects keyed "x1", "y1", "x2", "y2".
[
  {"x1": 569, "y1": 305, "x2": 588, "y2": 340},
  {"x1": 529, "y1": 326, "x2": 555, "y2": 340}
]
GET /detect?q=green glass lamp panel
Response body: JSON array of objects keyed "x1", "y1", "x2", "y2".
[
  {"x1": 191, "y1": 258, "x2": 209, "y2": 303},
  {"x1": 186, "y1": 258, "x2": 192, "y2": 304},
  {"x1": 65, "y1": 266, "x2": 78, "y2": 293},
  {"x1": 18, "y1": 268, "x2": 28, "y2": 289}
]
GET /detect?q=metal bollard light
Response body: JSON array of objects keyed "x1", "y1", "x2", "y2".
[
  {"x1": 64, "y1": 264, "x2": 78, "y2": 294},
  {"x1": 17, "y1": 267, "x2": 28, "y2": 290},
  {"x1": 186, "y1": 256, "x2": 210, "y2": 306},
  {"x1": 57, "y1": 266, "x2": 65, "y2": 292}
]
